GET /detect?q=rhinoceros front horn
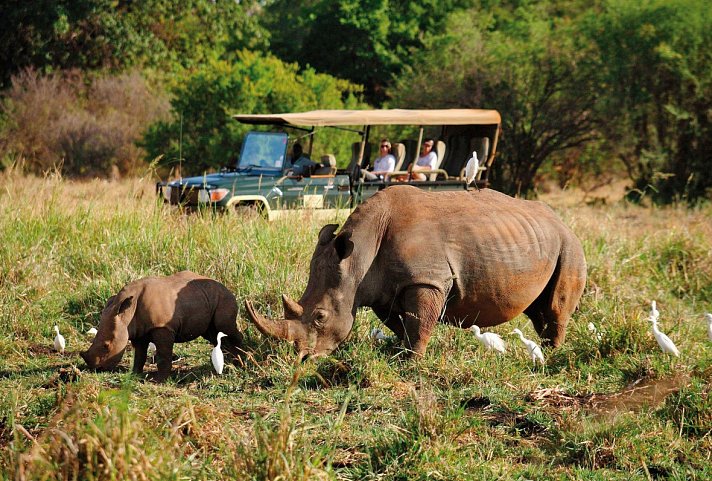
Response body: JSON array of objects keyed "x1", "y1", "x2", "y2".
[{"x1": 245, "y1": 300, "x2": 292, "y2": 341}]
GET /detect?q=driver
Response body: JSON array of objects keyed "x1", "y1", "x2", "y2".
[{"x1": 289, "y1": 142, "x2": 321, "y2": 176}]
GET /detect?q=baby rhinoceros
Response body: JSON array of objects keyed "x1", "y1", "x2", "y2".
[{"x1": 81, "y1": 271, "x2": 242, "y2": 382}]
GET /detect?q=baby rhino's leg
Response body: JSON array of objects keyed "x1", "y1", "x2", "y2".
[
  {"x1": 132, "y1": 339, "x2": 149, "y2": 374},
  {"x1": 149, "y1": 328, "x2": 175, "y2": 383}
]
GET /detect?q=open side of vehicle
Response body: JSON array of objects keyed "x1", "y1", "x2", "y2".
[{"x1": 156, "y1": 108, "x2": 501, "y2": 219}]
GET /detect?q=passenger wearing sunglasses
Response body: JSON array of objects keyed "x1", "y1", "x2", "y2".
[
  {"x1": 363, "y1": 139, "x2": 396, "y2": 181},
  {"x1": 410, "y1": 138, "x2": 438, "y2": 181}
]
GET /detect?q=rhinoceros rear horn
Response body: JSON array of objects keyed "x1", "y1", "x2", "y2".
[
  {"x1": 282, "y1": 294, "x2": 304, "y2": 319},
  {"x1": 245, "y1": 300, "x2": 291, "y2": 340}
]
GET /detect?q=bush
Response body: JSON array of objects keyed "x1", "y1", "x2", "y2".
[
  {"x1": 0, "y1": 69, "x2": 169, "y2": 177},
  {"x1": 141, "y1": 51, "x2": 365, "y2": 176}
]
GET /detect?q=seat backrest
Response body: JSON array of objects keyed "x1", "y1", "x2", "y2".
[
  {"x1": 313, "y1": 154, "x2": 337, "y2": 176},
  {"x1": 391, "y1": 143, "x2": 406, "y2": 171},
  {"x1": 400, "y1": 139, "x2": 418, "y2": 166},
  {"x1": 469, "y1": 137, "x2": 490, "y2": 166},
  {"x1": 346, "y1": 141, "x2": 372, "y2": 172},
  {"x1": 429, "y1": 140, "x2": 447, "y2": 180}
]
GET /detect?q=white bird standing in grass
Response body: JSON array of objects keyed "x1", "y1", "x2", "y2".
[
  {"x1": 211, "y1": 332, "x2": 227, "y2": 375},
  {"x1": 86, "y1": 327, "x2": 98, "y2": 336},
  {"x1": 53, "y1": 325, "x2": 66, "y2": 353},
  {"x1": 370, "y1": 328, "x2": 390, "y2": 342},
  {"x1": 704, "y1": 313, "x2": 712, "y2": 342},
  {"x1": 147, "y1": 342, "x2": 157, "y2": 363},
  {"x1": 469, "y1": 325, "x2": 506, "y2": 354},
  {"x1": 511, "y1": 328, "x2": 545, "y2": 364},
  {"x1": 649, "y1": 315, "x2": 680, "y2": 357},
  {"x1": 464, "y1": 151, "x2": 480, "y2": 187},
  {"x1": 587, "y1": 322, "x2": 603, "y2": 342}
]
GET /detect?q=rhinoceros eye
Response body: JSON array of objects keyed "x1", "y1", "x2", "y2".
[{"x1": 312, "y1": 309, "x2": 327, "y2": 328}]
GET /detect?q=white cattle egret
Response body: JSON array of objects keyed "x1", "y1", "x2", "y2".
[
  {"x1": 53, "y1": 325, "x2": 66, "y2": 353},
  {"x1": 464, "y1": 151, "x2": 480, "y2": 186},
  {"x1": 704, "y1": 313, "x2": 712, "y2": 342},
  {"x1": 649, "y1": 316, "x2": 680, "y2": 357},
  {"x1": 587, "y1": 322, "x2": 603, "y2": 342},
  {"x1": 370, "y1": 328, "x2": 390, "y2": 342},
  {"x1": 147, "y1": 342, "x2": 157, "y2": 363},
  {"x1": 511, "y1": 328, "x2": 545, "y2": 364},
  {"x1": 86, "y1": 327, "x2": 98, "y2": 336},
  {"x1": 650, "y1": 300, "x2": 660, "y2": 321},
  {"x1": 469, "y1": 325, "x2": 506, "y2": 354},
  {"x1": 211, "y1": 332, "x2": 227, "y2": 375}
]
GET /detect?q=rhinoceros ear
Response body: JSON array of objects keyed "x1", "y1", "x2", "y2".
[
  {"x1": 118, "y1": 296, "x2": 133, "y2": 313},
  {"x1": 318, "y1": 224, "x2": 339, "y2": 245},
  {"x1": 334, "y1": 232, "x2": 354, "y2": 260}
]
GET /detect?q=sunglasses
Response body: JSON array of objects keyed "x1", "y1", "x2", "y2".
[{"x1": 380, "y1": 144, "x2": 390, "y2": 148}]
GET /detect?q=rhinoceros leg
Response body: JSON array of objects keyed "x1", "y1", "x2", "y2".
[
  {"x1": 525, "y1": 247, "x2": 586, "y2": 347},
  {"x1": 149, "y1": 328, "x2": 175, "y2": 383},
  {"x1": 372, "y1": 305, "x2": 407, "y2": 340},
  {"x1": 398, "y1": 286, "x2": 446, "y2": 357},
  {"x1": 132, "y1": 339, "x2": 149, "y2": 374},
  {"x1": 210, "y1": 300, "x2": 243, "y2": 360}
]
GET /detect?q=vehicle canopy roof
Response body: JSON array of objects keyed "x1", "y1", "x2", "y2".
[{"x1": 233, "y1": 109, "x2": 500, "y2": 127}]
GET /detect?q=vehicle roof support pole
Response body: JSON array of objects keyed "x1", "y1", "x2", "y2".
[{"x1": 411, "y1": 127, "x2": 424, "y2": 179}]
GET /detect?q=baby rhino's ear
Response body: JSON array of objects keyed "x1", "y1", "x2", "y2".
[
  {"x1": 117, "y1": 296, "x2": 133, "y2": 315},
  {"x1": 318, "y1": 224, "x2": 339, "y2": 245},
  {"x1": 334, "y1": 232, "x2": 354, "y2": 261}
]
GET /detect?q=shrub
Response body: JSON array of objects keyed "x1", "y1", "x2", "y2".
[{"x1": 0, "y1": 69, "x2": 169, "y2": 177}]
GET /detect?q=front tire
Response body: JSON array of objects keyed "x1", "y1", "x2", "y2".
[{"x1": 232, "y1": 202, "x2": 265, "y2": 219}]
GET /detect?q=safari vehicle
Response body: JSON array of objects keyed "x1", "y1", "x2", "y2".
[{"x1": 156, "y1": 109, "x2": 501, "y2": 220}]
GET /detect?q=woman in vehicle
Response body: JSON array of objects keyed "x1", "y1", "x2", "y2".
[{"x1": 363, "y1": 138, "x2": 396, "y2": 181}]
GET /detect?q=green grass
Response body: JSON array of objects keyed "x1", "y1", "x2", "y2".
[{"x1": 0, "y1": 172, "x2": 710, "y2": 480}]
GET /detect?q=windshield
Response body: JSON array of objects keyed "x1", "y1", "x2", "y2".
[{"x1": 238, "y1": 132, "x2": 288, "y2": 171}]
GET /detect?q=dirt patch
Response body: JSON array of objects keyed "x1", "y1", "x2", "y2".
[
  {"x1": 43, "y1": 366, "x2": 82, "y2": 388},
  {"x1": 526, "y1": 374, "x2": 691, "y2": 420},
  {"x1": 586, "y1": 374, "x2": 690, "y2": 418}
]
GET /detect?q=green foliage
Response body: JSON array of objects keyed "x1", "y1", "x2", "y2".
[
  {"x1": 390, "y1": 5, "x2": 600, "y2": 195},
  {"x1": 142, "y1": 51, "x2": 364, "y2": 174},
  {"x1": 0, "y1": 0, "x2": 268, "y2": 89},
  {"x1": 263, "y1": 0, "x2": 477, "y2": 104},
  {"x1": 581, "y1": 0, "x2": 712, "y2": 204}
]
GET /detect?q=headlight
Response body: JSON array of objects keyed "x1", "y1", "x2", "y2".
[
  {"x1": 209, "y1": 188, "x2": 229, "y2": 202},
  {"x1": 163, "y1": 186, "x2": 172, "y2": 201},
  {"x1": 198, "y1": 188, "x2": 229, "y2": 203}
]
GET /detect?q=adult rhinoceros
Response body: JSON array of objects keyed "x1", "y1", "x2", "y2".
[{"x1": 246, "y1": 185, "x2": 586, "y2": 357}]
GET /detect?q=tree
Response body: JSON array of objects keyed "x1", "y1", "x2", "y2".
[
  {"x1": 391, "y1": 7, "x2": 600, "y2": 195},
  {"x1": 263, "y1": 0, "x2": 476, "y2": 104},
  {"x1": 141, "y1": 51, "x2": 364, "y2": 175},
  {"x1": 0, "y1": 0, "x2": 268, "y2": 89},
  {"x1": 582, "y1": 0, "x2": 712, "y2": 204}
]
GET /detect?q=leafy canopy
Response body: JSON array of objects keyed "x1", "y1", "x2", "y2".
[{"x1": 142, "y1": 51, "x2": 364, "y2": 174}]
